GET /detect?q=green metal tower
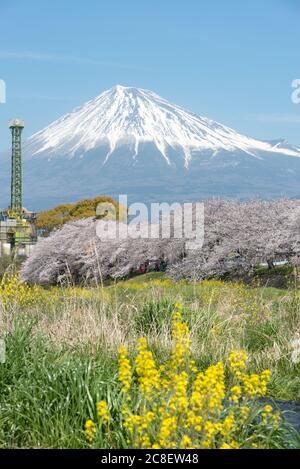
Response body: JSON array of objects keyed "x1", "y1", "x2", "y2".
[{"x1": 9, "y1": 118, "x2": 24, "y2": 213}]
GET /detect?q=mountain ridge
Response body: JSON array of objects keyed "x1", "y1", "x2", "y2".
[
  {"x1": 2, "y1": 85, "x2": 300, "y2": 210},
  {"x1": 24, "y1": 85, "x2": 300, "y2": 165}
]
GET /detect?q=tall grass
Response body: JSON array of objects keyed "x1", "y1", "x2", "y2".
[
  {"x1": 0, "y1": 319, "x2": 120, "y2": 448},
  {"x1": 0, "y1": 276, "x2": 299, "y2": 448}
]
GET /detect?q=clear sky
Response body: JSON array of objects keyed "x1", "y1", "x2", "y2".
[{"x1": 0, "y1": 0, "x2": 299, "y2": 149}]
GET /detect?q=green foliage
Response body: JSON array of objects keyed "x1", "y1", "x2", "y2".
[
  {"x1": 134, "y1": 298, "x2": 175, "y2": 334},
  {"x1": 0, "y1": 320, "x2": 119, "y2": 448},
  {"x1": 0, "y1": 255, "x2": 23, "y2": 281},
  {"x1": 36, "y1": 196, "x2": 126, "y2": 233},
  {"x1": 252, "y1": 265, "x2": 295, "y2": 289},
  {"x1": 1, "y1": 279, "x2": 300, "y2": 448}
]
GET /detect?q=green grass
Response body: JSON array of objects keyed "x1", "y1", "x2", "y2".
[
  {"x1": 0, "y1": 255, "x2": 23, "y2": 280},
  {"x1": 119, "y1": 271, "x2": 166, "y2": 284},
  {"x1": 0, "y1": 276, "x2": 300, "y2": 448},
  {"x1": 254, "y1": 264, "x2": 293, "y2": 277},
  {"x1": 0, "y1": 320, "x2": 120, "y2": 448}
]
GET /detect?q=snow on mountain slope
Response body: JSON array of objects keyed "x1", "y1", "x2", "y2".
[
  {"x1": 1, "y1": 84, "x2": 299, "y2": 210},
  {"x1": 25, "y1": 85, "x2": 300, "y2": 167}
]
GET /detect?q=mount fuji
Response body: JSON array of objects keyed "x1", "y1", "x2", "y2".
[{"x1": 2, "y1": 85, "x2": 300, "y2": 210}]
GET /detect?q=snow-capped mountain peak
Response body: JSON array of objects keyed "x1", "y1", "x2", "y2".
[{"x1": 25, "y1": 85, "x2": 300, "y2": 167}]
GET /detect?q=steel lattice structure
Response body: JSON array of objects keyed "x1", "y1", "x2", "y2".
[{"x1": 9, "y1": 119, "x2": 24, "y2": 213}]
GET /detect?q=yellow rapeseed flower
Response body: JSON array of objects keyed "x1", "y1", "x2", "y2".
[
  {"x1": 230, "y1": 385, "x2": 242, "y2": 404},
  {"x1": 228, "y1": 350, "x2": 248, "y2": 378},
  {"x1": 84, "y1": 419, "x2": 96, "y2": 443},
  {"x1": 0, "y1": 273, "x2": 37, "y2": 310},
  {"x1": 85, "y1": 305, "x2": 282, "y2": 449},
  {"x1": 135, "y1": 338, "x2": 160, "y2": 396},
  {"x1": 180, "y1": 435, "x2": 193, "y2": 449},
  {"x1": 97, "y1": 400, "x2": 110, "y2": 425},
  {"x1": 118, "y1": 345, "x2": 132, "y2": 393}
]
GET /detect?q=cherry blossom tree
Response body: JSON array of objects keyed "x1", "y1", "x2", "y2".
[{"x1": 21, "y1": 199, "x2": 300, "y2": 285}]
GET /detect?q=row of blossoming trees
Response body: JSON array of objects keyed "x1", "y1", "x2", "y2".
[{"x1": 22, "y1": 199, "x2": 300, "y2": 285}]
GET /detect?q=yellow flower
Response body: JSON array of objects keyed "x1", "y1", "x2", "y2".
[
  {"x1": 97, "y1": 400, "x2": 110, "y2": 425},
  {"x1": 220, "y1": 442, "x2": 231, "y2": 449},
  {"x1": 84, "y1": 419, "x2": 96, "y2": 443},
  {"x1": 220, "y1": 440, "x2": 239, "y2": 449},
  {"x1": 124, "y1": 414, "x2": 142, "y2": 433},
  {"x1": 0, "y1": 273, "x2": 37, "y2": 310},
  {"x1": 135, "y1": 338, "x2": 160, "y2": 396},
  {"x1": 158, "y1": 415, "x2": 177, "y2": 448},
  {"x1": 228, "y1": 350, "x2": 248, "y2": 378},
  {"x1": 263, "y1": 405, "x2": 273, "y2": 413},
  {"x1": 167, "y1": 304, "x2": 196, "y2": 374},
  {"x1": 192, "y1": 362, "x2": 225, "y2": 413},
  {"x1": 272, "y1": 411, "x2": 281, "y2": 430},
  {"x1": 118, "y1": 345, "x2": 132, "y2": 392},
  {"x1": 169, "y1": 372, "x2": 189, "y2": 413},
  {"x1": 230, "y1": 385, "x2": 242, "y2": 404},
  {"x1": 261, "y1": 404, "x2": 280, "y2": 426},
  {"x1": 242, "y1": 370, "x2": 271, "y2": 398},
  {"x1": 239, "y1": 405, "x2": 250, "y2": 421},
  {"x1": 85, "y1": 305, "x2": 281, "y2": 449},
  {"x1": 221, "y1": 411, "x2": 235, "y2": 437},
  {"x1": 180, "y1": 435, "x2": 193, "y2": 449}
]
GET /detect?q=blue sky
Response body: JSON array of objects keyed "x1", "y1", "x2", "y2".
[{"x1": 0, "y1": 0, "x2": 299, "y2": 148}]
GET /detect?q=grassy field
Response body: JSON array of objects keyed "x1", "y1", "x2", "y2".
[{"x1": 0, "y1": 272, "x2": 300, "y2": 448}]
